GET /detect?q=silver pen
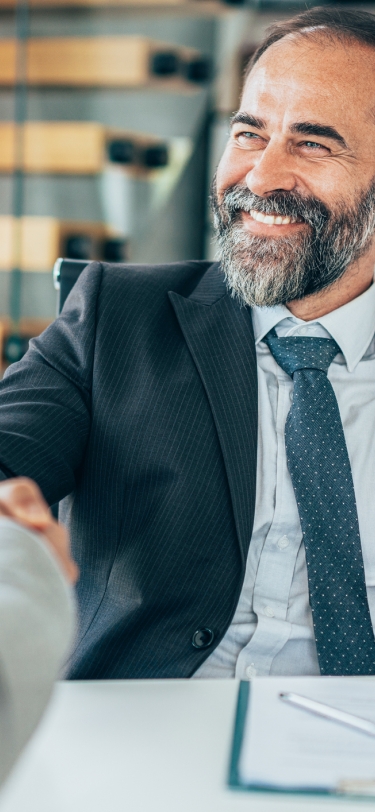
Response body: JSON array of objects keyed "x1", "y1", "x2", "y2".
[{"x1": 279, "y1": 691, "x2": 375, "y2": 738}]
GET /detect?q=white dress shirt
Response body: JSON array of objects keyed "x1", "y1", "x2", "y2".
[{"x1": 194, "y1": 281, "x2": 375, "y2": 680}]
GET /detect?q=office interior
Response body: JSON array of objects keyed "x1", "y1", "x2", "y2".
[
  {"x1": 0, "y1": 0, "x2": 365, "y2": 369},
  {"x1": 0, "y1": 2, "x2": 374, "y2": 811}
]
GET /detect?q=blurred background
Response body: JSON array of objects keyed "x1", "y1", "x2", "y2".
[{"x1": 0, "y1": 0, "x2": 369, "y2": 368}]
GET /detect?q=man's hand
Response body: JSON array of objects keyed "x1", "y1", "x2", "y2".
[{"x1": 0, "y1": 478, "x2": 78, "y2": 584}]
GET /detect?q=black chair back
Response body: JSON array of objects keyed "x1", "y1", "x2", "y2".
[{"x1": 53, "y1": 257, "x2": 90, "y2": 314}]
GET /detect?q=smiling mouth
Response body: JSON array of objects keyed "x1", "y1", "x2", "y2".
[{"x1": 249, "y1": 209, "x2": 303, "y2": 226}]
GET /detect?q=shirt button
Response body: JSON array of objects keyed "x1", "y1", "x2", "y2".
[
  {"x1": 264, "y1": 605, "x2": 275, "y2": 618},
  {"x1": 278, "y1": 535, "x2": 290, "y2": 550},
  {"x1": 246, "y1": 664, "x2": 257, "y2": 679},
  {"x1": 289, "y1": 391, "x2": 293, "y2": 403},
  {"x1": 298, "y1": 326, "x2": 309, "y2": 336}
]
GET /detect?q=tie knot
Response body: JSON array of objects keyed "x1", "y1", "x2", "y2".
[{"x1": 264, "y1": 328, "x2": 340, "y2": 377}]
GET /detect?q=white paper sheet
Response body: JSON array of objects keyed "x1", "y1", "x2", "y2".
[{"x1": 239, "y1": 676, "x2": 375, "y2": 791}]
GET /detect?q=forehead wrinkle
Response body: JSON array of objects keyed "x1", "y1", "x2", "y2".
[
  {"x1": 367, "y1": 103, "x2": 375, "y2": 125},
  {"x1": 251, "y1": 35, "x2": 328, "y2": 83}
]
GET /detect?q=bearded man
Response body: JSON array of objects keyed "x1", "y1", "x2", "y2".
[{"x1": 0, "y1": 6, "x2": 374, "y2": 680}]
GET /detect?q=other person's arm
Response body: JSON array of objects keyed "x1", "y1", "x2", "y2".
[{"x1": 0, "y1": 478, "x2": 77, "y2": 786}]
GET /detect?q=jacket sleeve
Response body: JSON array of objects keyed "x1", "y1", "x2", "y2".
[
  {"x1": 0, "y1": 262, "x2": 103, "y2": 505},
  {"x1": 0, "y1": 518, "x2": 75, "y2": 787}
]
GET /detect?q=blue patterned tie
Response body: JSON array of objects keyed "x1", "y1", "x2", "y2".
[{"x1": 264, "y1": 327, "x2": 375, "y2": 675}]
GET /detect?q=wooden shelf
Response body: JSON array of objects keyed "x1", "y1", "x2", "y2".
[
  {"x1": 0, "y1": 122, "x2": 170, "y2": 174},
  {"x1": 0, "y1": 318, "x2": 53, "y2": 374},
  {"x1": 0, "y1": 36, "x2": 211, "y2": 87},
  {"x1": 0, "y1": 317, "x2": 52, "y2": 335},
  {"x1": 0, "y1": 216, "x2": 126, "y2": 271}
]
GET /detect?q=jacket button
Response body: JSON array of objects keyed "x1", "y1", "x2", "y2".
[{"x1": 192, "y1": 628, "x2": 214, "y2": 649}]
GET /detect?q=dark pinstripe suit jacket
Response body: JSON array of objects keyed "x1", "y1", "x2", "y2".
[{"x1": 0, "y1": 260, "x2": 258, "y2": 679}]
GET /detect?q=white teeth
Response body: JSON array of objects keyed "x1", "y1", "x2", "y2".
[
  {"x1": 249, "y1": 209, "x2": 298, "y2": 226},
  {"x1": 250, "y1": 210, "x2": 266, "y2": 222}
]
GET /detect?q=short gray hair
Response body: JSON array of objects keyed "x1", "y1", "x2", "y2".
[{"x1": 245, "y1": 6, "x2": 375, "y2": 81}]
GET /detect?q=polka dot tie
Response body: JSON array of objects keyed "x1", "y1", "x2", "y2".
[{"x1": 264, "y1": 328, "x2": 375, "y2": 675}]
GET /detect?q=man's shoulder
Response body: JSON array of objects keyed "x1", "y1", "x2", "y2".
[
  {"x1": 99, "y1": 259, "x2": 221, "y2": 299},
  {"x1": 58, "y1": 258, "x2": 225, "y2": 340}
]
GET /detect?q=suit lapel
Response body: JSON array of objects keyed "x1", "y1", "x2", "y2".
[{"x1": 168, "y1": 264, "x2": 258, "y2": 565}]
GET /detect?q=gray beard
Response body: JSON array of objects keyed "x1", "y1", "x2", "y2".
[{"x1": 211, "y1": 182, "x2": 375, "y2": 308}]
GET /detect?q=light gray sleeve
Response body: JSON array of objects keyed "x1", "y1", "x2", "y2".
[{"x1": 0, "y1": 518, "x2": 76, "y2": 785}]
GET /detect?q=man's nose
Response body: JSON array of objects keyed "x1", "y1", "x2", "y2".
[{"x1": 245, "y1": 141, "x2": 297, "y2": 197}]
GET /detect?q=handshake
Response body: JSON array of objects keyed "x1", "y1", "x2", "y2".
[{"x1": 0, "y1": 477, "x2": 78, "y2": 583}]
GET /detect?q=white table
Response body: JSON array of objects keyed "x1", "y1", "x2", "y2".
[{"x1": 0, "y1": 679, "x2": 372, "y2": 812}]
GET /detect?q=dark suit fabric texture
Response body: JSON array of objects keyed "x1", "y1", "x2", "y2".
[{"x1": 0, "y1": 261, "x2": 258, "y2": 679}]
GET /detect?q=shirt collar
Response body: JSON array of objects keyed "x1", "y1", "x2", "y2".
[{"x1": 252, "y1": 281, "x2": 375, "y2": 373}]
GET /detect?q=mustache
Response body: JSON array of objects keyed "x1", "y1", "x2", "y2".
[{"x1": 212, "y1": 184, "x2": 330, "y2": 235}]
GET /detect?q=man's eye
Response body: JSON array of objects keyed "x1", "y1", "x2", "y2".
[
  {"x1": 234, "y1": 131, "x2": 262, "y2": 146},
  {"x1": 237, "y1": 131, "x2": 258, "y2": 139},
  {"x1": 303, "y1": 141, "x2": 326, "y2": 150}
]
